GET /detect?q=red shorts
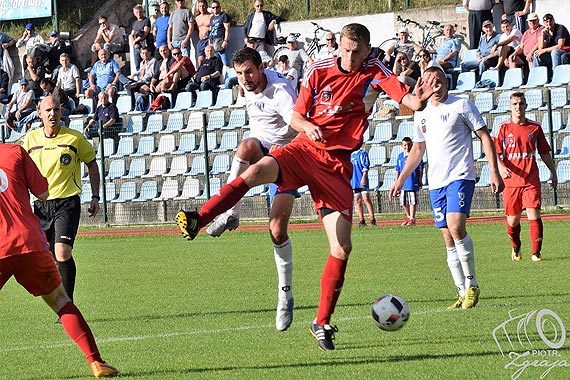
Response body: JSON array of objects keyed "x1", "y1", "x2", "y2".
[
  {"x1": 0, "y1": 251, "x2": 61, "y2": 296},
  {"x1": 270, "y1": 139, "x2": 354, "y2": 221},
  {"x1": 502, "y1": 185, "x2": 542, "y2": 216}
]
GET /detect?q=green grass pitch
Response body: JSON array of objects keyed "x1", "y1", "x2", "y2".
[{"x1": 1, "y1": 220, "x2": 569, "y2": 380}]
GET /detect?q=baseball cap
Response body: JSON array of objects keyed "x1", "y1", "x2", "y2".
[
  {"x1": 398, "y1": 27, "x2": 409, "y2": 34},
  {"x1": 482, "y1": 20, "x2": 493, "y2": 28},
  {"x1": 25, "y1": 23, "x2": 34, "y2": 30},
  {"x1": 148, "y1": 0, "x2": 159, "y2": 6},
  {"x1": 286, "y1": 35, "x2": 297, "y2": 43},
  {"x1": 50, "y1": 30, "x2": 59, "y2": 37},
  {"x1": 19, "y1": 78, "x2": 28, "y2": 85},
  {"x1": 527, "y1": 12, "x2": 539, "y2": 21}
]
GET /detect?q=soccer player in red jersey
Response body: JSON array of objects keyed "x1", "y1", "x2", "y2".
[
  {"x1": 494, "y1": 92, "x2": 558, "y2": 262},
  {"x1": 176, "y1": 23, "x2": 434, "y2": 350},
  {"x1": 0, "y1": 143, "x2": 118, "y2": 378}
]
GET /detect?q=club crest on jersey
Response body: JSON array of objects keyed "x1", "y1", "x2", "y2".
[
  {"x1": 254, "y1": 101, "x2": 265, "y2": 112},
  {"x1": 421, "y1": 119, "x2": 427, "y2": 133},
  {"x1": 441, "y1": 113, "x2": 449, "y2": 123},
  {"x1": 320, "y1": 85, "x2": 333, "y2": 104},
  {"x1": 60, "y1": 153, "x2": 72, "y2": 166}
]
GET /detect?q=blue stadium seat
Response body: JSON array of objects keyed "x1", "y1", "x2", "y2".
[
  {"x1": 524, "y1": 89, "x2": 543, "y2": 110},
  {"x1": 547, "y1": 87, "x2": 568, "y2": 109},
  {"x1": 224, "y1": 109, "x2": 247, "y2": 129},
  {"x1": 213, "y1": 131, "x2": 238, "y2": 152},
  {"x1": 115, "y1": 95, "x2": 132, "y2": 114},
  {"x1": 69, "y1": 119, "x2": 84, "y2": 133},
  {"x1": 475, "y1": 164, "x2": 491, "y2": 187},
  {"x1": 541, "y1": 111, "x2": 563, "y2": 134},
  {"x1": 131, "y1": 135, "x2": 156, "y2": 156},
  {"x1": 142, "y1": 156, "x2": 167, "y2": 178},
  {"x1": 132, "y1": 180, "x2": 158, "y2": 202},
  {"x1": 366, "y1": 122, "x2": 393, "y2": 144},
  {"x1": 461, "y1": 49, "x2": 477, "y2": 63},
  {"x1": 368, "y1": 168, "x2": 379, "y2": 190},
  {"x1": 490, "y1": 91, "x2": 513, "y2": 114},
  {"x1": 101, "y1": 182, "x2": 117, "y2": 202},
  {"x1": 546, "y1": 64, "x2": 570, "y2": 87},
  {"x1": 192, "y1": 132, "x2": 217, "y2": 153},
  {"x1": 557, "y1": 136, "x2": 570, "y2": 158},
  {"x1": 160, "y1": 112, "x2": 185, "y2": 134},
  {"x1": 122, "y1": 157, "x2": 147, "y2": 178},
  {"x1": 169, "y1": 91, "x2": 194, "y2": 111},
  {"x1": 111, "y1": 181, "x2": 137, "y2": 203},
  {"x1": 174, "y1": 177, "x2": 201, "y2": 199},
  {"x1": 556, "y1": 160, "x2": 570, "y2": 182},
  {"x1": 378, "y1": 168, "x2": 397, "y2": 190},
  {"x1": 474, "y1": 92, "x2": 494, "y2": 114},
  {"x1": 472, "y1": 69, "x2": 500, "y2": 92},
  {"x1": 151, "y1": 134, "x2": 176, "y2": 156},
  {"x1": 110, "y1": 136, "x2": 135, "y2": 158},
  {"x1": 450, "y1": 71, "x2": 476, "y2": 93},
  {"x1": 211, "y1": 153, "x2": 230, "y2": 174},
  {"x1": 497, "y1": 68, "x2": 523, "y2": 90},
  {"x1": 245, "y1": 184, "x2": 267, "y2": 197},
  {"x1": 79, "y1": 97, "x2": 95, "y2": 115},
  {"x1": 154, "y1": 178, "x2": 179, "y2": 200},
  {"x1": 96, "y1": 138, "x2": 115, "y2": 158},
  {"x1": 119, "y1": 115, "x2": 144, "y2": 136},
  {"x1": 80, "y1": 183, "x2": 92, "y2": 204},
  {"x1": 391, "y1": 120, "x2": 415, "y2": 142},
  {"x1": 207, "y1": 110, "x2": 226, "y2": 130},
  {"x1": 196, "y1": 177, "x2": 221, "y2": 199},
  {"x1": 368, "y1": 145, "x2": 387, "y2": 167},
  {"x1": 472, "y1": 139, "x2": 482, "y2": 161},
  {"x1": 141, "y1": 113, "x2": 164, "y2": 135},
  {"x1": 164, "y1": 155, "x2": 189, "y2": 177},
  {"x1": 188, "y1": 90, "x2": 213, "y2": 110},
  {"x1": 521, "y1": 66, "x2": 548, "y2": 88},
  {"x1": 187, "y1": 156, "x2": 206, "y2": 176},
  {"x1": 538, "y1": 161, "x2": 552, "y2": 183},
  {"x1": 384, "y1": 145, "x2": 403, "y2": 167},
  {"x1": 106, "y1": 159, "x2": 126, "y2": 179},
  {"x1": 209, "y1": 88, "x2": 234, "y2": 109},
  {"x1": 172, "y1": 133, "x2": 197, "y2": 155},
  {"x1": 181, "y1": 112, "x2": 205, "y2": 132},
  {"x1": 491, "y1": 114, "x2": 509, "y2": 137}
]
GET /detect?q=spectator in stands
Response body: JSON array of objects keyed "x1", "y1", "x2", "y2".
[
  {"x1": 85, "y1": 49, "x2": 121, "y2": 101},
  {"x1": 316, "y1": 32, "x2": 339, "y2": 60},
  {"x1": 460, "y1": 19, "x2": 500, "y2": 80},
  {"x1": 393, "y1": 51, "x2": 421, "y2": 87},
  {"x1": 23, "y1": 55, "x2": 45, "y2": 98},
  {"x1": 91, "y1": 16, "x2": 124, "y2": 64},
  {"x1": 275, "y1": 54, "x2": 298, "y2": 90},
  {"x1": 385, "y1": 27, "x2": 420, "y2": 67},
  {"x1": 0, "y1": 67, "x2": 8, "y2": 103},
  {"x1": 153, "y1": 1, "x2": 171, "y2": 50},
  {"x1": 245, "y1": 37, "x2": 273, "y2": 67},
  {"x1": 84, "y1": 91, "x2": 120, "y2": 139},
  {"x1": 16, "y1": 23, "x2": 44, "y2": 69},
  {"x1": 417, "y1": 48, "x2": 432, "y2": 75},
  {"x1": 130, "y1": 4, "x2": 154, "y2": 70},
  {"x1": 168, "y1": 0, "x2": 194, "y2": 58},
  {"x1": 149, "y1": 0, "x2": 161, "y2": 29},
  {"x1": 463, "y1": 0, "x2": 494, "y2": 50},
  {"x1": 185, "y1": 44, "x2": 222, "y2": 102},
  {"x1": 195, "y1": 0, "x2": 212, "y2": 66},
  {"x1": 55, "y1": 53, "x2": 81, "y2": 106},
  {"x1": 507, "y1": 13, "x2": 543, "y2": 74},
  {"x1": 150, "y1": 44, "x2": 175, "y2": 94},
  {"x1": 244, "y1": 0, "x2": 282, "y2": 55},
  {"x1": 209, "y1": 1, "x2": 231, "y2": 71},
  {"x1": 4, "y1": 79, "x2": 35, "y2": 132},
  {"x1": 0, "y1": 31, "x2": 16, "y2": 70},
  {"x1": 494, "y1": 19, "x2": 522, "y2": 71},
  {"x1": 499, "y1": 0, "x2": 532, "y2": 33},
  {"x1": 533, "y1": 13, "x2": 570, "y2": 78},
  {"x1": 281, "y1": 34, "x2": 310, "y2": 78},
  {"x1": 435, "y1": 24, "x2": 461, "y2": 72},
  {"x1": 19, "y1": 78, "x2": 72, "y2": 127},
  {"x1": 45, "y1": 30, "x2": 70, "y2": 73},
  {"x1": 125, "y1": 46, "x2": 158, "y2": 109},
  {"x1": 155, "y1": 47, "x2": 196, "y2": 93}
]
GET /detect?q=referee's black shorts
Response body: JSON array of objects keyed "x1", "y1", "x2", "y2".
[{"x1": 34, "y1": 195, "x2": 81, "y2": 249}]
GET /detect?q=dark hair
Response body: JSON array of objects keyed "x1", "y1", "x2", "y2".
[
  {"x1": 402, "y1": 137, "x2": 412, "y2": 143},
  {"x1": 232, "y1": 47, "x2": 262, "y2": 67},
  {"x1": 40, "y1": 78, "x2": 54, "y2": 87},
  {"x1": 140, "y1": 46, "x2": 151, "y2": 52},
  {"x1": 543, "y1": 13, "x2": 554, "y2": 20},
  {"x1": 278, "y1": 55, "x2": 288, "y2": 63}
]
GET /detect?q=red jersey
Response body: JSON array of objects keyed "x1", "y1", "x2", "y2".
[
  {"x1": 295, "y1": 56, "x2": 409, "y2": 151},
  {"x1": 179, "y1": 56, "x2": 196, "y2": 77},
  {"x1": 494, "y1": 118, "x2": 551, "y2": 187},
  {"x1": 0, "y1": 144, "x2": 49, "y2": 258}
]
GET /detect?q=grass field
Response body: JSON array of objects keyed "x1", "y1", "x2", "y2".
[{"x1": 1, "y1": 220, "x2": 570, "y2": 380}]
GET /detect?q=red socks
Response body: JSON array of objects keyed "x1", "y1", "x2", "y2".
[
  {"x1": 529, "y1": 218, "x2": 543, "y2": 255},
  {"x1": 506, "y1": 223, "x2": 521, "y2": 250},
  {"x1": 58, "y1": 302, "x2": 102, "y2": 363},
  {"x1": 316, "y1": 255, "x2": 348, "y2": 325},
  {"x1": 198, "y1": 177, "x2": 250, "y2": 226}
]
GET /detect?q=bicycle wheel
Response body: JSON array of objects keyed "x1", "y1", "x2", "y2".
[
  {"x1": 272, "y1": 46, "x2": 288, "y2": 61},
  {"x1": 378, "y1": 38, "x2": 398, "y2": 53}
]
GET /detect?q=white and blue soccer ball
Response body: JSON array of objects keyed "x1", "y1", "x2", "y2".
[{"x1": 371, "y1": 294, "x2": 410, "y2": 331}]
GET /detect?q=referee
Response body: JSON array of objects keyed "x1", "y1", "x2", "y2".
[{"x1": 22, "y1": 95, "x2": 100, "y2": 303}]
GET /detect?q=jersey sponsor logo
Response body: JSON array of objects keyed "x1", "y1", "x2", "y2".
[
  {"x1": 60, "y1": 153, "x2": 72, "y2": 166},
  {"x1": 60, "y1": 235, "x2": 72, "y2": 241},
  {"x1": 421, "y1": 118, "x2": 427, "y2": 133},
  {"x1": 507, "y1": 152, "x2": 535, "y2": 160}
]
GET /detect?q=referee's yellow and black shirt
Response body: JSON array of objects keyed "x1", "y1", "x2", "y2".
[{"x1": 22, "y1": 126, "x2": 96, "y2": 200}]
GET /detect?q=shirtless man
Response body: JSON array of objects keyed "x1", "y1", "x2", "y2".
[{"x1": 195, "y1": 0, "x2": 212, "y2": 66}]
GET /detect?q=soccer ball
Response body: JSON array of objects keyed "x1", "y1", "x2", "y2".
[{"x1": 371, "y1": 294, "x2": 410, "y2": 331}]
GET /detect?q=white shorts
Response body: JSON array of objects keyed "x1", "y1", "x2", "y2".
[{"x1": 400, "y1": 190, "x2": 418, "y2": 206}]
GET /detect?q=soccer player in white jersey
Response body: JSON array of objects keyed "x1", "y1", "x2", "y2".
[
  {"x1": 389, "y1": 66, "x2": 504, "y2": 310},
  {"x1": 206, "y1": 47, "x2": 299, "y2": 331}
]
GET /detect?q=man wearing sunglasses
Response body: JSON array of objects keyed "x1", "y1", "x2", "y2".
[
  {"x1": 316, "y1": 32, "x2": 339, "y2": 60},
  {"x1": 244, "y1": 0, "x2": 282, "y2": 55}
]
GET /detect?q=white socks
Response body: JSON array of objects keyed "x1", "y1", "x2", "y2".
[
  {"x1": 274, "y1": 238, "x2": 293, "y2": 302},
  {"x1": 226, "y1": 156, "x2": 250, "y2": 217},
  {"x1": 455, "y1": 234, "x2": 477, "y2": 289},
  {"x1": 446, "y1": 247, "x2": 465, "y2": 297}
]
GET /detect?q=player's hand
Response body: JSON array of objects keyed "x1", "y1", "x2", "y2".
[
  {"x1": 550, "y1": 173, "x2": 558, "y2": 189},
  {"x1": 415, "y1": 75, "x2": 435, "y2": 103},
  {"x1": 499, "y1": 166, "x2": 511, "y2": 179},
  {"x1": 388, "y1": 181, "x2": 402, "y2": 201},
  {"x1": 88, "y1": 199, "x2": 100, "y2": 217},
  {"x1": 304, "y1": 124, "x2": 323, "y2": 142},
  {"x1": 489, "y1": 173, "x2": 504, "y2": 194},
  {"x1": 268, "y1": 144, "x2": 281, "y2": 153}
]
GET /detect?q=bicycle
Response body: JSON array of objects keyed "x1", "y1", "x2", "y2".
[{"x1": 304, "y1": 21, "x2": 330, "y2": 60}]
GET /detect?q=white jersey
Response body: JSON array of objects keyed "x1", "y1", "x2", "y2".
[
  {"x1": 413, "y1": 95, "x2": 486, "y2": 189},
  {"x1": 241, "y1": 69, "x2": 298, "y2": 149}
]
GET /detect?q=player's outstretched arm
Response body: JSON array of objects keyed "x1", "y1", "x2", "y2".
[
  {"x1": 476, "y1": 128, "x2": 504, "y2": 194},
  {"x1": 400, "y1": 75, "x2": 436, "y2": 111}
]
